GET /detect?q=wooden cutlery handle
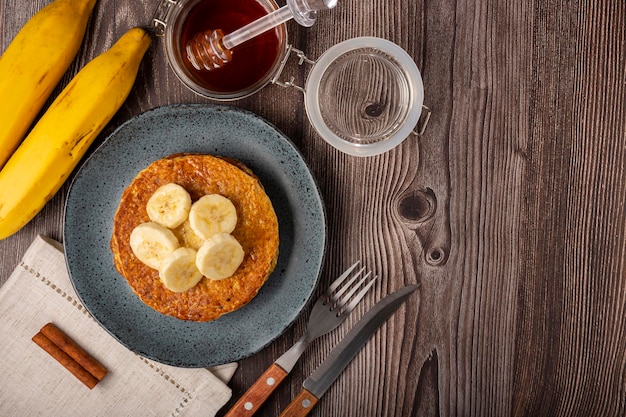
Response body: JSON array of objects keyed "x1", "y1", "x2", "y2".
[
  {"x1": 224, "y1": 363, "x2": 288, "y2": 417},
  {"x1": 278, "y1": 389, "x2": 319, "y2": 417}
]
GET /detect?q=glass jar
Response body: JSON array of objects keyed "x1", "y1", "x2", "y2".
[{"x1": 154, "y1": 0, "x2": 288, "y2": 101}]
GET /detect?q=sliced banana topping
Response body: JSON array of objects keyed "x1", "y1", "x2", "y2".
[
  {"x1": 129, "y1": 222, "x2": 180, "y2": 269},
  {"x1": 158, "y1": 247, "x2": 204, "y2": 292},
  {"x1": 172, "y1": 219, "x2": 205, "y2": 250},
  {"x1": 188, "y1": 194, "x2": 238, "y2": 240},
  {"x1": 146, "y1": 183, "x2": 192, "y2": 228},
  {"x1": 130, "y1": 187, "x2": 245, "y2": 290},
  {"x1": 196, "y1": 233, "x2": 245, "y2": 280}
]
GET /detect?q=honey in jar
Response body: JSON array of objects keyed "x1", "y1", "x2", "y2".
[{"x1": 163, "y1": 0, "x2": 287, "y2": 100}]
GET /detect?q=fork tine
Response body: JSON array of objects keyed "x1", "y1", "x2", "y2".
[
  {"x1": 325, "y1": 261, "x2": 361, "y2": 295},
  {"x1": 335, "y1": 268, "x2": 372, "y2": 309},
  {"x1": 339, "y1": 273, "x2": 377, "y2": 314},
  {"x1": 333, "y1": 267, "x2": 365, "y2": 300},
  {"x1": 334, "y1": 271, "x2": 371, "y2": 309}
]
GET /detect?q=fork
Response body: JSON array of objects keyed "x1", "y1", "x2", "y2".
[{"x1": 223, "y1": 261, "x2": 377, "y2": 417}]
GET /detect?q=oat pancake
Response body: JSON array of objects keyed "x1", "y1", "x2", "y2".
[{"x1": 110, "y1": 154, "x2": 279, "y2": 321}]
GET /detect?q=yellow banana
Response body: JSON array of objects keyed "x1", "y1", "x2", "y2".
[
  {"x1": 0, "y1": 0, "x2": 97, "y2": 169},
  {"x1": 0, "y1": 27, "x2": 152, "y2": 240}
]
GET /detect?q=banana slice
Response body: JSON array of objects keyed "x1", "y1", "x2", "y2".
[
  {"x1": 158, "y1": 247, "x2": 204, "y2": 292},
  {"x1": 188, "y1": 194, "x2": 238, "y2": 240},
  {"x1": 172, "y1": 219, "x2": 205, "y2": 250},
  {"x1": 196, "y1": 233, "x2": 245, "y2": 280},
  {"x1": 146, "y1": 183, "x2": 192, "y2": 229},
  {"x1": 129, "y1": 222, "x2": 180, "y2": 269}
]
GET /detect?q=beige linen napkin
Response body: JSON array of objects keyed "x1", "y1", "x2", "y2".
[{"x1": 0, "y1": 235, "x2": 237, "y2": 416}]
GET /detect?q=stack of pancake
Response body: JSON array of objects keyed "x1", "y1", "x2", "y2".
[{"x1": 110, "y1": 154, "x2": 279, "y2": 322}]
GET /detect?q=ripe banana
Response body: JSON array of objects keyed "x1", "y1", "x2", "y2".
[
  {"x1": 196, "y1": 233, "x2": 245, "y2": 280},
  {"x1": 0, "y1": 0, "x2": 97, "y2": 169},
  {"x1": 130, "y1": 222, "x2": 180, "y2": 269},
  {"x1": 189, "y1": 194, "x2": 238, "y2": 240},
  {"x1": 0, "y1": 27, "x2": 151, "y2": 240},
  {"x1": 147, "y1": 183, "x2": 192, "y2": 228},
  {"x1": 159, "y1": 247, "x2": 204, "y2": 292}
]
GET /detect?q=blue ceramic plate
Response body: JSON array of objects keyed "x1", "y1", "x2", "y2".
[{"x1": 63, "y1": 104, "x2": 326, "y2": 368}]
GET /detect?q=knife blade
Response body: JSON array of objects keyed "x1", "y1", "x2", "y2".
[{"x1": 278, "y1": 284, "x2": 419, "y2": 417}]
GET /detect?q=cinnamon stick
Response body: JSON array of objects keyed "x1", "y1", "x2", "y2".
[
  {"x1": 40, "y1": 323, "x2": 107, "y2": 381},
  {"x1": 32, "y1": 332, "x2": 99, "y2": 389}
]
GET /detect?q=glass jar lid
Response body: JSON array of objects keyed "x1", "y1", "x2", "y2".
[{"x1": 304, "y1": 37, "x2": 424, "y2": 156}]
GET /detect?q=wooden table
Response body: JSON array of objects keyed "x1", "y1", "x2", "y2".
[{"x1": 2, "y1": 0, "x2": 625, "y2": 415}]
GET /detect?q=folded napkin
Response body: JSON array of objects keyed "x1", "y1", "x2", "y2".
[{"x1": 0, "y1": 235, "x2": 237, "y2": 416}]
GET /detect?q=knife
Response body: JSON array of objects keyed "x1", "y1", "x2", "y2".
[{"x1": 278, "y1": 284, "x2": 419, "y2": 417}]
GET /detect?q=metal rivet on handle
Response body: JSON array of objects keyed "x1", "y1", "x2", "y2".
[
  {"x1": 302, "y1": 399, "x2": 311, "y2": 408},
  {"x1": 266, "y1": 377, "x2": 275, "y2": 386},
  {"x1": 244, "y1": 402, "x2": 253, "y2": 410}
]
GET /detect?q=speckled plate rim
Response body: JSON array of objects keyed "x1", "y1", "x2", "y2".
[{"x1": 63, "y1": 103, "x2": 327, "y2": 368}]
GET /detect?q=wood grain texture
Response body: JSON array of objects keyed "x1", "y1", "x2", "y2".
[
  {"x1": 278, "y1": 389, "x2": 319, "y2": 417},
  {"x1": 224, "y1": 363, "x2": 289, "y2": 417},
  {"x1": 1, "y1": 0, "x2": 626, "y2": 416}
]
